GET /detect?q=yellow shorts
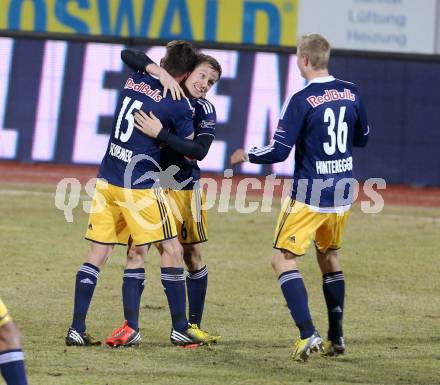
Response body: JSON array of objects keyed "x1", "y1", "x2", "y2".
[
  {"x1": 165, "y1": 188, "x2": 207, "y2": 244},
  {"x1": 85, "y1": 180, "x2": 177, "y2": 246},
  {"x1": 273, "y1": 198, "x2": 350, "y2": 256},
  {"x1": 0, "y1": 298, "x2": 12, "y2": 327}
]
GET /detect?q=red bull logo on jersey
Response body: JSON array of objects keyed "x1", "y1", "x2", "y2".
[
  {"x1": 306, "y1": 89, "x2": 356, "y2": 108},
  {"x1": 124, "y1": 78, "x2": 163, "y2": 103}
]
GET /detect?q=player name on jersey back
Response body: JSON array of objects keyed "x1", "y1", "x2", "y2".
[
  {"x1": 316, "y1": 156, "x2": 353, "y2": 175},
  {"x1": 109, "y1": 142, "x2": 133, "y2": 163},
  {"x1": 306, "y1": 88, "x2": 355, "y2": 108}
]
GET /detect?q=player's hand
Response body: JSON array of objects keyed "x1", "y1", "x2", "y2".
[
  {"x1": 134, "y1": 110, "x2": 163, "y2": 138},
  {"x1": 230, "y1": 149, "x2": 247, "y2": 166},
  {"x1": 158, "y1": 67, "x2": 185, "y2": 100}
]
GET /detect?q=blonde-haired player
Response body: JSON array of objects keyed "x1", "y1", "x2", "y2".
[{"x1": 231, "y1": 34, "x2": 369, "y2": 361}]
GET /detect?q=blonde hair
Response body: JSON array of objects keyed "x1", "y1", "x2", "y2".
[{"x1": 297, "y1": 34, "x2": 331, "y2": 70}]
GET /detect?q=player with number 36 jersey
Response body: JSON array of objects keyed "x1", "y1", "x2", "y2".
[
  {"x1": 247, "y1": 75, "x2": 368, "y2": 209},
  {"x1": 231, "y1": 34, "x2": 369, "y2": 362}
]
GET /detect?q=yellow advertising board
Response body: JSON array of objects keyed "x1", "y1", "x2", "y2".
[{"x1": 0, "y1": 0, "x2": 298, "y2": 46}]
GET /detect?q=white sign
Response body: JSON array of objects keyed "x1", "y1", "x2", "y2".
[{"x1": 298, "y1": 0, "x2": 437, "y2": 54}]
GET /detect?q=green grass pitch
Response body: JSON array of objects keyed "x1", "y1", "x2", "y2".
[{"x1": 1, "y1": 183, "x2": 439, "y2": 385}]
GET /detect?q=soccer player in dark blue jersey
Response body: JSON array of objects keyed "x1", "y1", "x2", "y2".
[
  {"x1": 118, "y1": 50, "x2": 222, "y2": 344},
  {"x1": 66, "y1": 41, "x2": 206, "y2": 348},
  {"x1": 231, "y1": 34, "x2": 369, "y2": 361}
]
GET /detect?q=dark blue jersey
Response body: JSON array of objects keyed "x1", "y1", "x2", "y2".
[
  {"x1": 248, "y1": 76, "x2": 369, "y2": 208},
  {"x1": 98, "y1": 73, "x2": 194, "y2": 189},
  {"x1": 160, "y1": 98, "x2": 216, "y2": 189}
]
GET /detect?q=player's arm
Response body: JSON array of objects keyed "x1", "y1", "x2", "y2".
[
  {"x1": 121, "y1": 49, "x2": 154, "y2": 71},
  {"x1": 230, "y1": 141, "x2": 292, "y2": 165},
  {"x1": 353, "y1": 96, "x2": 369, "y2": 147},
  {"x1": 158, "y1": 130, "x2": 213, "y2": 161},
  {"x1": 121, "y1": 49, "x2": 185, "y2": 100},
  {"x1": 134, "y1": 110, "x2": 213, "y2": 161},
  {"x1": 231, "y1": 98, "x2": 303, "y2": 166}
]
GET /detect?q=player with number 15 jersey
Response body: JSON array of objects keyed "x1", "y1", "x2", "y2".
[{"x1": 87, "y1": 71, "x2": 194, "y2": 246}]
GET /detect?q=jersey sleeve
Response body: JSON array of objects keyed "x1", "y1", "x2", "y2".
[
  {"x1": 248, "y1": 141, "x2": 292, "y2": 164},
  {"x1": 170, "y1": 98, "x2": 195, "y2": 138},
  {"x1": 157, "y1": 130, "x2": 213, "y2": 161},
  {"x1": 274, "y1": 95, "x2": 305, "y2": 148},
  {"x1": 194, "y1": 99, "x2": 216, "y2": 138},
  {"x1": 121, "y1": 49, "x2": 154, "y2": 72},
  {"x1": 248, "y1": 95, "x2": 305, "y2": 164},
  {"x1": 353, "y1": 95, "x2": 369, "y2": 147}
]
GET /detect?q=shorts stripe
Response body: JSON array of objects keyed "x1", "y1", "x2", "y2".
[
  {"x1": 274, "y1": 199, "x2": 295, "y2": 247},
  {"x1": 158, "y1": 198, "x2": 171, "y2": 238},
  {"x1": 159, "y1": 191, "x2": 173, "y2": 238},
  {"x1": 154, "y1": 189, "x2": 170, "y2": 239},
  {"x1": 200, "y1": 190, "x2": 207, "y2": 241},
  {"x1": 195, "y1": 189, "x2": 202, "y2": 240},
  {"x1": 195, "y1": 189, "x2": 207, "y2": 241}
]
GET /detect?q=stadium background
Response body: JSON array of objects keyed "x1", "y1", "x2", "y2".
[{"x1": 0, "y1": 0, "x2": 439, "y2": 186}]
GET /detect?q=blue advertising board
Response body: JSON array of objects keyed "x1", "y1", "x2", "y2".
[{"x1": 0, "y1": 36, "x2": 438, "y2": 185}]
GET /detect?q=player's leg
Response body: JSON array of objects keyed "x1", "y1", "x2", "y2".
[
  {"x1": 169, "y1": 188, "x2": 209, "y2": 327},
  {"x1": 183, "y1": 244, "x2": 207, "y2": 326},
  {"x1": 182, "y1": 244, "x2": 220, "y2": 343},
  {"x1": 271, "y1": 250, "x2": 322, "y2": 358},
  {"x1": 0, "y1": 300, "x2": 28, "y2": 385},
  {"x1": 66, "y1": 243, "x2": 112, "y2": 346},
  {"x1": 119, "y1": 187, "x2": 202, "y2": 346},
  {"x1": 166, "y1": 188, "x2": 208, "y2": 327},
  {"x1": 158, "y1": 238, "x2": 205, "y2": 346},
  {"x1": 66, "y1": 180, "x2": 124, "y2": 346},
  {"x1": 123, "y1": 241, "x2": 147, "y2": 332},
  {"x1": 159, "y1": 237, "x2": 194, "y2": 345},
  {"x1": 74, "y1": 243, "x2": 114, "y2": 334},
  {"x1": 163, "y1": 188, "x2": 216, "y2": 344},
  {"x1": 316, "y1": 248, "x2": 345, "y2": 355},
  {"x1": 272, "y1": 199, "x2": 326, "y2": 361},
  {"x1": 105, "y1": 241, "x2": 146, "y2": 347},
  {"x1": 315, "y1": 212, "x2": 349, "y2": 356}
]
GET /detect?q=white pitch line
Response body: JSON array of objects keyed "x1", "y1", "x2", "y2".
[
  {"x1": 0, "y1": 189, "x2": 55, "y2": 197},
  {"x1": 0, "y1": 189, "x2": 88, "y2": 199}
]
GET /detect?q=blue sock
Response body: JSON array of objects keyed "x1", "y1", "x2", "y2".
[
  {"x1": 71, "y1": 263, "x2": 100, "y2": 333},
  {"x1": 186, "y1": 266, "x2": 208, "y2": 327},
  {"x1": 323, "y1": 271, "x2": 345, "y2": 341},
  {"x1": 161, "y1": 267, "x2": 188, "y2": 332},
  {"x1": 0, "y1": 349, "x2": 28, "y2": 385},
  {"x1": 123, "y1": 268, "x2": 145, "y2": 331},
  {"x1": 279, "y1": 270, "x2": 315, "y2": 339}
]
